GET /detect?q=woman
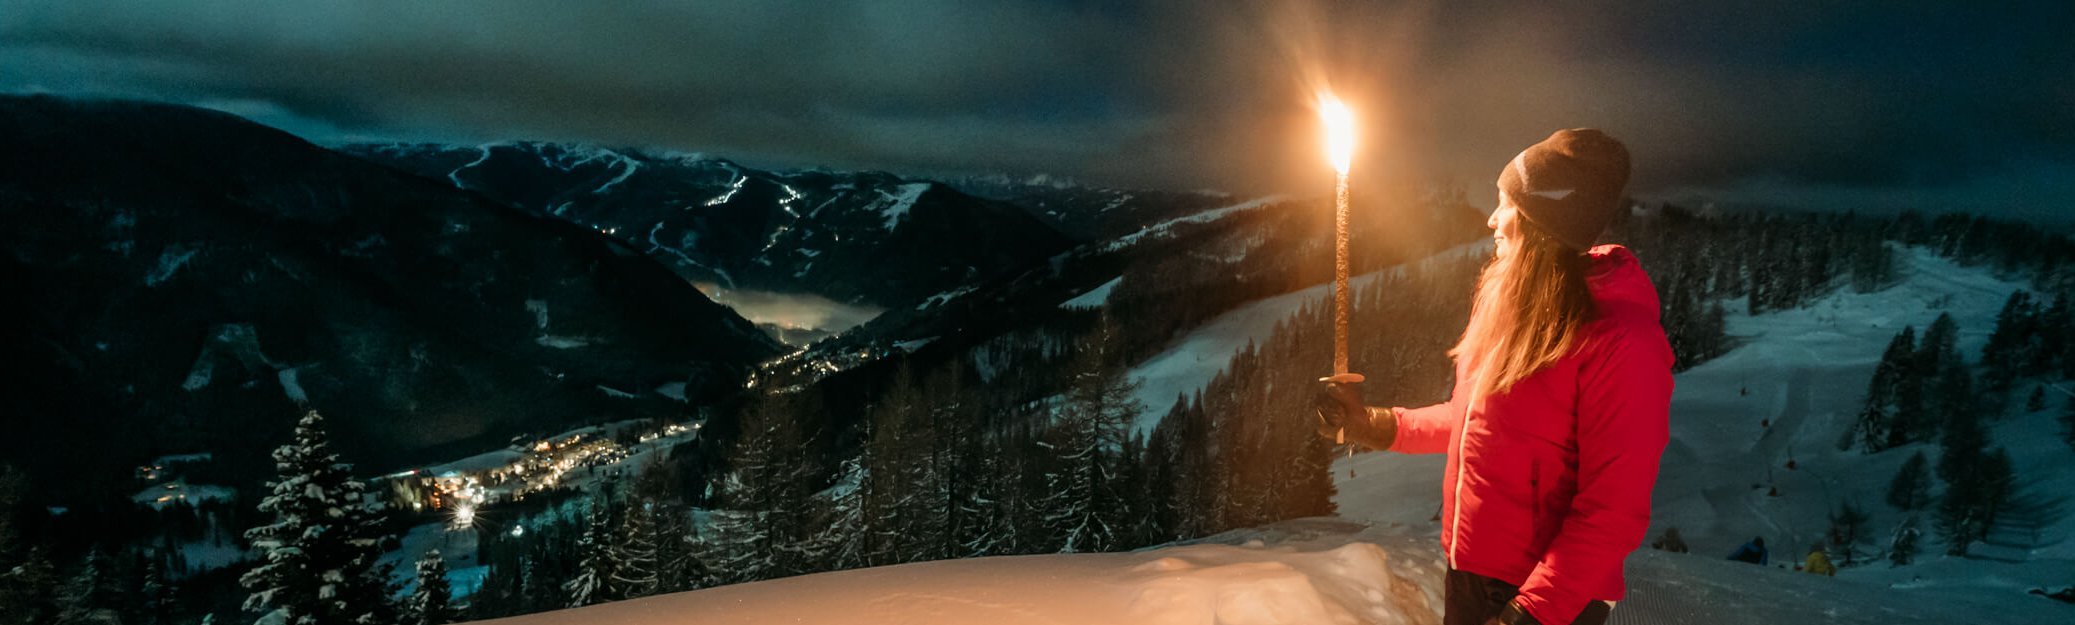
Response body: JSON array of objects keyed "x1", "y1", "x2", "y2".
[{"x1": 1316, "y1": 129, "x2": 1674, "y2": 625}]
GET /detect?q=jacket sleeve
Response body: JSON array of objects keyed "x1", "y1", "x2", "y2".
[
  {"x1": 1514, "y1": 327, "x2": 1674, "y2": 624},
  {"x1": 1389, "y1": 361, "x2": 1466, "y2": 455}
]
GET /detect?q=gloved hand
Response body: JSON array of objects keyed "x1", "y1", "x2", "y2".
[{"x1": 1314, "y1": 373, "x2": 1393, "y2": 449}]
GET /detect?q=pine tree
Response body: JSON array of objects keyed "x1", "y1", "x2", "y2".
[
  {"x1": 1827, "y1": 501, "x2": 1870, "y2": 566},
  {"x1": 1, "y1": 546, "x2": 59, "y2": 625},
  {"x1": 708, "y1": 393, "x2": 818, "y2": 582},
  {"x1": 1979, "y1": 448, "x2": 2015, "y2": 535},
  {"x1": 608, "y1": 502, "x2": 661, "y2": 599},
  {"x1": 405, "y1": 550, "x2": 454, "y2": 625},
  {"x1": 241, "y1": 411, "x2": 397, "y2": 625},
  {"x1": 1934, "y1": 399, "x2": 1990, "y2": 555},
  {"x1": 562, "y1": 503, "x2": 614, "y2": 608},
  {"x1": 1917, "y1": 314, "x2": 1960, "y2": 400},
  {"x1": 1041, "y1": 318, "x2": 1142, "y2": 553},
  {"x1": 812, "y1": 454, "x2": 872, "y2": 571},
  {"x1": 1889, "y1": 516, "x2": 1921, "y2": 566},
  {"x1": 1886, "y1": 451, "x2": 1931, "y2": 511},
  {"x1": 1982, "y1": 291, "x2": 2034, "y2": 391},
  {"x1": 1856, "y1": 330, "x2": 1914, "y2": 451},
  {"x1": 137, "y1": 557, "x2": 173, "y2": 625},
  {"x1": 953, "y1": 438, "x2": 1012, "y2": 558},
  {"x1": 54, "y1": 547, "x2": 117, "y2": 625}
]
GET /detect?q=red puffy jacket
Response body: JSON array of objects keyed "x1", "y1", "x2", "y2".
[{"x1": 1391, "y1": 244, "x2": 1674, "y2": 624}]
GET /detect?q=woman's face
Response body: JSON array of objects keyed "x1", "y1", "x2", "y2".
[{"x1": 1489, "y1": 195, "x2": 1523, "y2": 258}]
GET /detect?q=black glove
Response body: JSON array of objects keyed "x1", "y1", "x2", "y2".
[
  {"x1": 1315, "y1": 373, "x2": 1397, "y2": 449},
  {"x1": 1314, "y1": 373, "x2": 1368, "y2": 441}
]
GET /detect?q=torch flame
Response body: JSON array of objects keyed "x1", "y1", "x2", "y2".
[{"x1": 1319, "y1": 94, "x2": 1355, "y2": 175}]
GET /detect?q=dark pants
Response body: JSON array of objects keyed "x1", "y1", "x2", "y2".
[{"x1": 1445, "y1": 569, "x2": 1611, "y2": 625}]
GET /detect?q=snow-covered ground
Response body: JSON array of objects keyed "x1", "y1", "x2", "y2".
[
  {"x1": 481, "y1": 517, "x2": 2063, "y2": 625},
  {"x1": 1060, "y1": 276, "x2": 1123, "y2": 310},
  {"x1": 479, "y1": 245, "x2": 2075, "y2": 624}
]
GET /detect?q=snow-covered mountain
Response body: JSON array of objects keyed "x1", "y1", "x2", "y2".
[
  {"x1": 0, "y1": 96, "x2": 784, "y2": 496},
  {"x1": 946, "y1": 173, "x2": 1242, "y2": 240},
  {"x1": 344, "y1": 142, "x2": 1077, "y2": 309}
]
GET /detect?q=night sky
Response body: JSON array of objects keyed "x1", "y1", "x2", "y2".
[{"x1": 5, "y1": 0, "x2": 2071, "y2": 222}]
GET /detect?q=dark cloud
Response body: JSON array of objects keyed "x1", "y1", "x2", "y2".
[{"x1": 3, "y1": 0, "x2": 2070, "y2": 220}]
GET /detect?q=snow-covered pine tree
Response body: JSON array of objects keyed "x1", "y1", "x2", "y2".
[
  {"x1": 54, "y1": 546, "x2": 117, "y2": 625},
  {"x1": 1169, "y1": 393, "x2": 1216, "y2": 540},
  {"x1": 861, "y1": 369, "x2": 928, "y2": 564},
  {"x1": 563, "y1": 502, "x2": 615, "y2": 608},
  {"x1": 608, "y1": 501, "x2": 661, "y2": 599},
  {"x1": 708, "y1": 392, "x2": 817, "y2": 582},
  {"x1": 240, "y1": 410, "x2": 397, "y2": 625},
  {"x1": 1917, "y1": 314, "x2": 1961, "y2": 406},
  {"x1": 812, "y1": 453, "x2": 872, "y2": 570},
  {"x1": 137, "y1": 556, "x2": 173, "y2": 625},
  {"x1": 1982, "y1": 290, "x2": 2037, "y2": 392},
  {"x1": 405, "y1": 549, "x2": 454, "y2": 625},
  {"x1": 650, "y1": 507, "x2": 702, "y2": 593},
  {"x1": 1886, "y1": 451, "x2": 1931, "y2": 511},
  {"x1": 922, "y1": 369, "x2": 977, "y2": 562},
  {"x1": 953, "y1": 438, "x2": 1012, "y2": 558},
  {"x1": 1855, "y1": 329, "x2": 1915, "y2": 451},
  {"x1": 1848, "y1": 236, "x2": 1894, "y2": 293},
  {"x1": 1979, "y1": 448, "x2": 2015, "y2": 534},
  {"x1": 1040, "y1": 316, "x2": 1140, "y2": 554},
  {"x1": 0, "y1": 546, "x2": 58, "y2": 625},
  {"x1": 1115, "y1": 432, "x2": 1163, "y2": 548},
  {"x1": 1935, "y1": 400, "x2": 1992, "y2": 555}
]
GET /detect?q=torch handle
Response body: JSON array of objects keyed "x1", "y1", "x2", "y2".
[{"x1": 1332, "y1": 172, "x2": 1352, "y2": 375}]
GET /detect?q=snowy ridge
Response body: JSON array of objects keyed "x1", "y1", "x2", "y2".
[
  {"x1": 590, "y1": 153, "x2": 641, "y2": 194},
  {"x1": 448, "y1": 142, "x2": 502, "y2": 188},
  {"x1": 1060, "y1": 276, "x2": 1123, "y2": 310},
  {"x1": 1105, "y1": 194, "x2": 1287, "y2": 251},
  {"x1": 873, "y1": 182, "x2": 933, "y2": 230}
]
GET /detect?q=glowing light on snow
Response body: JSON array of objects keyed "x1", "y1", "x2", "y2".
[{"x1": 452, "y1": 502, "x2": 476, "y2": 529}]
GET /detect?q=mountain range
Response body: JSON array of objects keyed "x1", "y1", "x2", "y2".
[{"x1": 0, "y1": 95, "x2": 783, "y2": 496}]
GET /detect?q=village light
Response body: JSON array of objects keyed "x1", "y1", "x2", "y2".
[{"x1": 452, "y1": 501, "x2": 476, "y2": 529}]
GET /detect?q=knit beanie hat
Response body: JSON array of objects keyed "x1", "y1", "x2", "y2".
[{"x1": 1497, "y1": 128, "x2": 1631, "y2": 251}]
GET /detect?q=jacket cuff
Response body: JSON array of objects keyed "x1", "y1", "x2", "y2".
[
  {"x1": 1511, "y1": 590, "x2": 1579, "y2": 625},
  {"x1": 1498, "y1": 600, "x2": 1540, "y2": 625}
]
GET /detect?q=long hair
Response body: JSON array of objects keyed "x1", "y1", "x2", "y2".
[{"x1": 1450, "y1": 210, "x2": 1598, "y2": 401}]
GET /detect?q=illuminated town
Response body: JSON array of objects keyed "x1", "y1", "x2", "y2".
[{"x1": 380, "y1": 419, "x2": 703, "y2": 526}]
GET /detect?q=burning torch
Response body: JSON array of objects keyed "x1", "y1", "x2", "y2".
[{"x1": 1318, "y1": 93, "x2": 1364, "y2": 448}]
